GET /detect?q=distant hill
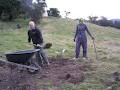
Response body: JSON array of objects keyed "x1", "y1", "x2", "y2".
[{"x1": 111, "y1": 19, "x2": 120, "y2": 23}]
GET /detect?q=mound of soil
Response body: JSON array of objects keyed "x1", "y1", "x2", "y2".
[
  {"x1": 0, "y1": 58, "x2": 86, "y2": 90},
  {"x1": 39, "y1": 59, "x2": 85, "y2": 86}
]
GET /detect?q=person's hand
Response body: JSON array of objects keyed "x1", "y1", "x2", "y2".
[
  {"x1": 74, "y1": 38, "x2": 76, "y2": 42},
  {"x1": 37, "y1": 44, "x2": 42, "y2": 47},
  {"x1": 92, "y1": 37, "x2": 95, "y2": 40}
]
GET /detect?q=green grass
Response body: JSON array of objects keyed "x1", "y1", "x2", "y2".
[{"x1": 0, "y1": 17, "x2": 120, "y2": 90}]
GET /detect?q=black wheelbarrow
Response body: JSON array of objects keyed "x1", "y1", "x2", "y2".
[{"x1": 5, "y1": 49, "x2": 41, "y2": 74}]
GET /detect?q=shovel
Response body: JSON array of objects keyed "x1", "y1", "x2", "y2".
[{"x1": 33, "y1": 43, "x2": 52, "y2": 49}]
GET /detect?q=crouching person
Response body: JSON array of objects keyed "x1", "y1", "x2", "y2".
[{"x1": 28, "y1": 21, "x2": 50, "y2": 66}]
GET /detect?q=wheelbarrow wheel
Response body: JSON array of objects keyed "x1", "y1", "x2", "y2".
[
  {"x1": 27, "y1": 69, "x2": 39, "y2": 74},
  {"x1": 27, "y1": 64, "x2": 39, "y2": 74}
]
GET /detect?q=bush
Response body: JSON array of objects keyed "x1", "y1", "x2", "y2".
[
  {"x1": 113, "y1": 21, "x2": 120, "y2": 29},
  {"x1": 0, "y1": 0, "x2": 21, "y2": 21},
  {"x1": 0, "y1": 13, "x2": 10, "y2": 21},
  {"x1": 20, "y1": 0, "x2": 46, "y2": 24},
  {"x1": 97, "y1": 20, "x2": 110, "y2": 26},
  {"x1": 94, "y1": 19, "x2": 120, "y2": 29},
  {"x1": 47, "y1": 8, "x2": 60, "y2": 17}
]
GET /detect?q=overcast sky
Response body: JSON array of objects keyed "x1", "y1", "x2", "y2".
[{"x1": 39, "y1": 0, "x2": 120, "y2": 19}]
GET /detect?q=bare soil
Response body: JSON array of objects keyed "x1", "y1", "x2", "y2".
[{"x1": 0, "y1": 58, "x2": 87, "y2": 90}]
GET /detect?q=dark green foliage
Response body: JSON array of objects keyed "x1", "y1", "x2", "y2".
[
  {"x1": 0, "y1": 0, "x2": 46, "y2": 23},
  {"x1": 113, "y1": 21, "x2": 120, "y2": 29},
  {"x1": 98, "y1": 19, "x2": 110, "y2": 26},
  {"x1": 89, "y1": 16, "x2": 120, "y2": 29},
  {"x1": 20, "y1": 0, "x2": 46, "y2": 23},
  {"x1": 31, "y1": 1, "x2": 46, "y2": 23},
  {"x1": 88, "y1": 16, "x2": 98, "y2": 23},
  {"x1": 0, "y1": 0, "x2": 21, "y2": 21},
  {"x1": 47, "y1": 8, "x2": 60, "y2": 17},
  {"x1": 98, "y1": 20, "x2": 120, "y2": 29}
]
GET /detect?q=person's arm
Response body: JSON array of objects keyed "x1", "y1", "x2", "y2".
[
  {"x1": 74, "y1": 25, "x2": 78, "y2": 42},
  {"x1": 85, "y1": 25, "x2": 94, "y2": 39},
  {"x1": 28, "y1": 31, "x2": 31, "y2": 43},
  {"x1": 37, "y1": 29, "x2": 43, "y2": 44}
]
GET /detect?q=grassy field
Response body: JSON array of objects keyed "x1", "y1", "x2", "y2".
[{"x1": 0, "y1": 17, "x2": 120, "y2": 90}]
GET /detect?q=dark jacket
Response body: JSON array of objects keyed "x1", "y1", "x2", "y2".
[
  {"x1": 28, "y1": 28, "x2": 43, "y2": 44},
  {"x1": 74, "y1": 23, "x2": 92, "y2": 41}
]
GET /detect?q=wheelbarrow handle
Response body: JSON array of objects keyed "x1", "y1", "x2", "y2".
[
  {"x1": 33, "y1": 43, "x2": 52, "y2": 49},
  {"x1": 33, "y1": 44, "x2": 43, "y2": 48}
]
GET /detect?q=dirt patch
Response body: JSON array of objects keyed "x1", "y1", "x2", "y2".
[
  {"x1": 39, "y1": 59, "x2": 85, "y2": 86},
  {"x1": 0, "y1": 58, "x2": 86, "y2": 90}
]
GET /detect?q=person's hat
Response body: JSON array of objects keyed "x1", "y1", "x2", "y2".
[{"x1": 79, "y1": 18, "x2": 84, "y2": 23}]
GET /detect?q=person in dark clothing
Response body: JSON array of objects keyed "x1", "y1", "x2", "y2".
[
  {"x1": 74, "y1": 19, "x2": 94, "y2": 60},
  {"x1": 28, "y1": 21, "x2": 49, "y2": 66},
  {"x1": 28, "y1": 27, "x2": 43, "y2": 45}
]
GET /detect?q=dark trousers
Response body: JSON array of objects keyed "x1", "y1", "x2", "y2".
[
  {"x1": 75, "y1": 38, "x2": 87, "y2": 58},
  {"x1": 35, "y1": 47, "x2": 49, "y2": 66}
]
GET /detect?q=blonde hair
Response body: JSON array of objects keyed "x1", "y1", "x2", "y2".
[
  {"x1": 29, "y1": 21, "x2": 35, "y2": 26},
  {"x1": 29, "y1": 21, "x2": 36, "y2": 30}
]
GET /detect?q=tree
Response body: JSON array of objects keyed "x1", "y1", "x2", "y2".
[
  {"x1": 98, "y1": 16, "x2": 109, "y2": 26},
  {"x1": 88, "y1": 16, "x2": 98, "y2": 23},
  {"x1": 65, "y1": 11, "x2": 70, "y2": 18},
  {"x1": 88, "y1": 16, "x2": 92, "y2": 22},
  {"x1": 0, "y1": 0, "x2": 21, "y2": 21},
  {"x1": 20, "y1": 0, "x2": 46, "y2": 23},
  {"x1": 101, "y1": 16, "x2": 107, "y2": 20},
  {"x1": 47, "y1": 8, "x2": 60, "y2": 17}
]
